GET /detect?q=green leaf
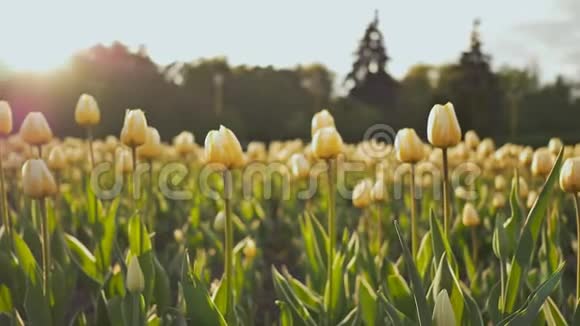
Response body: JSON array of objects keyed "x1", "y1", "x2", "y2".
[
  {"x1": 504, "y1": 148, "x2": 564, "y2": 312},
  {"x1": 379, "y1": 292, "x2": 414, "y2": 325},
  {"x1": 323, "y1": 252, "x2": 346, "y2": 322},
  {"x1": 13, "y1": 233, "x2": 39, "y2": 285},
  {"x1": 64, "y1": 234, "x2": 103, "y2": 284},
  {"x1": 0, "y1": 284, "x2": 13, "y2": 313},
  {"x1": 493, "y1": 214, "x2": 511, "y2": 261},
  {"x1": 96, "y1": 197, "x2": 120, "y2": 271},
  {"x1": 357, "y1": 276, "x2": 377, "y2": 326},
  {"x1": 128, "y1": 214, "x2": 152, "y2": 256},
  {"x1": 429, "y1": 211, "x2": 458, "y2": 274},
  {"x1": 500, "y1": 262, "x2": 564, "y2": 325},
  {"x1": 394, "y1": 219, "x2": 431, "y2": 326},
  {"x1": 24, "y1": 279, "x2": 52, "y2": 326},
  {"x1": 211, "y1": 276, "x2": 227, "y2": 316},
  {"x1": 542, "y1": 297, "x2": 567, "y2": 326},
  {"x1": 271, "y1": 266, "x2": 317, "y2": 326},
  {"x1": 386, "y1": 273, "x2": 414, "y2": 318},
  {"x1": 277, "y1": 300, "x2": 294, "y2": 326},
  {"x1": 104, "y1": 295, "x2": 125, "y2": 326},
  {"x1": 181, "y1": 272, "x2": 226, "y2": 326},
  {"x1": 286, "y1": 272, "x2": 323, "y2": 312},
  {"x1": 461, "y1": 284, "x2": 484, "y2": 326},
  {"x1": 416, "y1": 231, "x2": 433, "y2": 280},
  {"x1": 152, "y1": 255, "x2": 170, "y2": 316}
]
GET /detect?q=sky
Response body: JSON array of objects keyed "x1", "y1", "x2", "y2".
[{"x1": 0, "y1": 0, "x2": 578, "y2": 82}]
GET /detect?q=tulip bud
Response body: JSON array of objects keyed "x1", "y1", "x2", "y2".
[
  {"x1": 494, "y1": 175, "x2": 507, "y2": 191},
  {"x1": 531, "y1": 148, "x2": 554, "y2": 177},
  {"x1": 116, "y1": 148, "x2": 133, "y2": 174},
  {"x1": 137, "y1": 127, "x2": 162, "y2": 160},
  {"x1": 74, "y1": 94, "x2": 100, "y2": 127},
  {"x1": 126, "y1": 255, "x2": 145, "y2": 293},
  {"x1": 173, "y1": 131, "x2": 196, "y2": 156},
  {"x1": 462, "y1": 203, "x2": 480, "y2": 227},
  {"x1": 432, "y1": 289, "x2": 456, "y2": 326},
  {"x1": 394, "y1": 128, "x2": 424, "y2": 163},
  {"x1": 371, "y1": 179, "x2": 387, "y2": 202},
  {"x1": 492, "y1": 192, "x2": 506, "y2": 209},
  {"x1": 213, "y1": 211, "x2": 225, "y2": 231},
  {"x1": 120, "y1": 109, "x2": 148, "y2": 147},
  {"x1": 311, "y1": 109, "x2": 335, "y2": 136},
  {"x1": 352, "y1": 179, "x2": 372, "y2": 208},
  {"x1": 427, "y1": 102, "x2": 461, "y2": 148},
  {"x1": 173, "y1": 229, "x2": 185, "y2": 244},
  {"x1": 454, "y1": 186, "x2": 469, "y2": 200},
  {"x1": 0, "y1": 101, "x2": 13, "y2": 135},
  {"x1": 19, "y1": 112, "x2": 53, "y2": 146},
  {"x1": 312, "y1": 127, "x2": 343, "y2": 159},
  {"x1": 526, "y1": 190, "x2": 538, "y2": 209},
  {"x1": 289, "y1": 153, "x2": 310, "y2": 179},
  {"x1": 48, "y1": 146, "x2": 66, "y2": 171},
  {"x1": 243, "y1": 238, "x2": 257, "y2": 259},
  {"x1": 548, "y1": 137, "x2": 563, "y2": 155},
  {"x1": 464, "y1": 130, "x2": 480, "y2": 150},
  {"x1": 204, "y1": 125, "x2": 245, "y2": 169},
  {"x1": 518, "y1": 177, "x2": 529, "y2": 199},
  {"x1": 560, "y1": 157, "x2": 580, "y2": 193},
  {"x1": 519, "y1": 147, "x2": 533, "y2": 166},
  {"x1": 21, "y1": 159, "x2": 57, "y2": 199},
  {"x1": 246, "y1": 142, "x2": 267, "y2": 162}
]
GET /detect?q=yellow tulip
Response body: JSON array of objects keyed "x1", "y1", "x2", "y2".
[
  {"x1": 311, "y1": 109, "x2": 335, "y2": 136},
  {"x1": 21, "y1": 159, "x2": 57, "y2": 199},
  {"x1": 531, "y1": 148, "x2": 554, "y2": 177},
  {"x1": 560, "y1": 157, "x2": 580, "y2": 193},
  {"x1": 173, "y1": 131, "x2": 196, "y2": 156},
  {"x1": 289, "y1": 153, "x2": 310, "y2": 179},
  {"x1": 204, "y1": 125, "x2": 245, "y2": 169},
  {"x1": 74, "y1": 94, "x2": 100, "y2": 126},
  {"x1": 19, "y1": 112, "x2": 53, "y2": 146},
  {"x1": 120, "y1": 109, "x2": 148, "y2": 147},
  {"x1": 0, "y1": 101, "x2": 13, "y2": 135},
  {"x1": 137, "y1": 127, "x2": 162, "y2": 160},
  {"x1": 312, "y1": 127, "x2": 343, "y2": 159},
  {"x1": 394, "y1": 128, "x2": 424, "y2": 163},
  {"x1": 243, "y1": 238, "x2": 257, "y2": 259},
  {"x1": 48, "y1": 146, "x2": 66, "y2": 171},
  {"x1": 352, "y1": 179, "x2": 372, "y2": 208},
  {"x1": 427, "y1": 102, "x2": 462, "y2": 148},
  {"x1": 462, "y1": 203, "x2": 480, "y2": 227},
  {"x1": 464, "y1": 130, "x2": 480, "y2": 150}
]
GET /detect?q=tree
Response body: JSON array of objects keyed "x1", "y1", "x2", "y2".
[{"x1": 344, "y1": 11, "x2": 398, "y2": 113}]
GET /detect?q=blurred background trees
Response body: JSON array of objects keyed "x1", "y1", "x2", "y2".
[{"x1": 0, "y1": 18, "x2": 579, "y2": 146}]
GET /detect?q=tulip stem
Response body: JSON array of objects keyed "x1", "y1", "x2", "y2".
[
  {"x1": 223, "y1": 169, "x2": 234, "y2": 323},
  {"x1": 87, "y1": 127, "x2": 105, "y2": 274},
  {"x1": 410, "y1": 164, "x2": 417, "y2": 258},
  {"x1": 574, "y1": 193, "x2": 580, "y2": 302},
  {"x1": 499, "y1": 259, "x2": 505, "y2": 313},
  {"x1": 0, "y1": 140, "x2": 12, "y2": 249},
  {"x1": 130, "y1": 146, "x2": 144, "y2": 255},
  {"x1": 39, "y1": 198, "x2": 50, "y2": 297},
  {"x1": 326, "y1": 158, "x2": 336, "y2": 324},
  {"x1": 376, "y1": 202, "x2": 382, "y2": 251},
  {"x1": 442, "y1": 148, "x2": 450, "y2": 235},
  {"x1": 471, "y1": 227, "x2": 478, "y2": 266}
]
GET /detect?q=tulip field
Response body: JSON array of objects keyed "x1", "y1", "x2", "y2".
[{"x1": 1, "y1": 97, "x2": 580, "y2": 326}]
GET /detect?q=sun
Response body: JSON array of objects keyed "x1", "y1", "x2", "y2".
[{"x1": 3, "y1": 51, "x2": 70, "y2": 73}]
